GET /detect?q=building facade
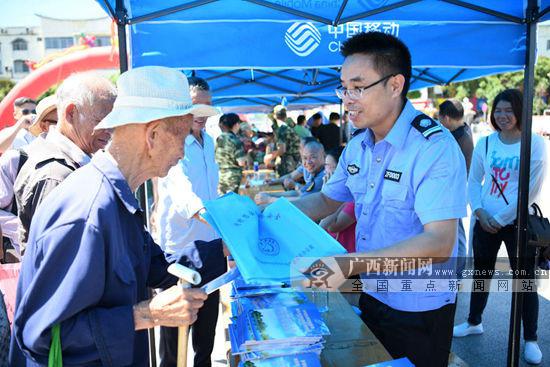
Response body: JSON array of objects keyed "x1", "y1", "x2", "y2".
[{"x1": 0, "y1": 15, "x2": 110, "y2": 82}]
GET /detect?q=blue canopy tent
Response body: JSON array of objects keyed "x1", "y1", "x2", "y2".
[
  {"x1": 97, "y1": 1, "x2": 549, "y2": 366},
  {"x1": 98, "y1": 0, "x2": 532, "y2": 109}
]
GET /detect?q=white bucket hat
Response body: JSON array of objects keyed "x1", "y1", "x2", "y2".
[{"x1": 95, "y1": 66, "x2": 219, "y2": 130}]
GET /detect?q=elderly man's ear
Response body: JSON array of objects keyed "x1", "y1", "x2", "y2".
[
  {"x1": 145, "y1": 120, "x2": 163, "y2": 153},
  {"x1": 63, "y1": 103, "x2": 77, "y2": 124}
]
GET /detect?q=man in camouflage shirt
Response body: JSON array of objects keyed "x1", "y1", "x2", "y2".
[
  {"x1": 216, "y1": 113, "x2": 247, "y2": 194},
  {"x1": 265, "y1": 106, "x2": 301, "y2": 176}
]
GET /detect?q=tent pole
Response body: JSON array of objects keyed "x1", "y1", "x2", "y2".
[
  {"x1": 507, "y1": 1, "x2": 538, "y2": 366},
  {"x1": 115, "y1": 0, "x2": 128, "y2": 73}
]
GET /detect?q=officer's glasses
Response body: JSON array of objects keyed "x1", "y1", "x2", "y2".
[{"x1": 335, "y1": 74, "x2": 396, "y2": 100}]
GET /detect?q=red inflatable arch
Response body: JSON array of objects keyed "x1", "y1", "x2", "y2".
[{"x1": 0, "y1": 46, "x2": 119, "y2": 129}]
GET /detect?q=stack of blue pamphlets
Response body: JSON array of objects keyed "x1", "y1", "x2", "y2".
[
  {"x1": 228, "y1": 287, "x2": 329, "y2": 364},
  {"x1": 237, "y1": 352, "x2": 322, "y2": 367}
]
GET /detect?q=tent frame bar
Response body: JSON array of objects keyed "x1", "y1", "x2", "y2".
[
  {"x1": 441, "y1": 0, "x2": 523, "y2": 23},
  {"x1": 445, "y1": 68, "x2": 467, "y2": 85},
  {"x1": 244, "y1": 0, "x2": 332, "y2": 25},
  {"x1": 340, "y1": 0, "x2": 421, "y2": 24},
  {"x1": 129, "y1": 0, "x2": 218, "y2": 25},
  {"x1": 538, "y1": 6, "x2": 550, "y2": 21},
  {"x1": 507, "y1": 1, "x2": 538, "y2": 366}
]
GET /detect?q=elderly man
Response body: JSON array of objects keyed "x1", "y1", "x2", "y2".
[
  {"x1": 10, "y1": 66, "x2": 223, "y2": 366},
  {"x1": 13, "y1": 73, "x2": 116, "y2": 253},
  {"x1": 156, "y1": 76, "x2": 224, "y2": 367},
  {"x1": 255, "y1": 140, "x2": 325, "y2": 205}
]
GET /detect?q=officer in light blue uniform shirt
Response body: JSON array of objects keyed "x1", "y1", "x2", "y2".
[{"x1": 293, "y1": 32, "x2": 467, "y2": 367}]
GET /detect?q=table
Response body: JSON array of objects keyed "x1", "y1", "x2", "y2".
[
  {"x1": 226, "y1": 291, "x2": 392, "y2": 367},
  {"x1": 320, "y1": 292, "x2": 391, "y2": 366}
]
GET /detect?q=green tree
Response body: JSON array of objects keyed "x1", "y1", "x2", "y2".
[
  {"x1": 0, "y1": 79, "x2": 16, "y2": 102},
  {"x1": 443, "y1": 56, "x2": 550, "y2": 115}
]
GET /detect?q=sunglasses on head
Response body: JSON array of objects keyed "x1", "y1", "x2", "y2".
[{"x1": 22, "y1": 109, "x2": 36, "y2": 115}]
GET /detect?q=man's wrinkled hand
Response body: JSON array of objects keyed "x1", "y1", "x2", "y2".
[{"x1": 135, "y1": 287, "x2": 207, "y2": 330}]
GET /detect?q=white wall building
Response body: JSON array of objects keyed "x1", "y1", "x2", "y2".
[
  {"x1": 0, "y1": 15, "x2": 110, "y2": 82},
  {"x1": 538, "y1": 21, "x2": 550, "y2": 58}
]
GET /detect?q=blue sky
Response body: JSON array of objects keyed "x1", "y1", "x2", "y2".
[{"x1": 0, "y1": 0, "x2": 107, "y2": 27}]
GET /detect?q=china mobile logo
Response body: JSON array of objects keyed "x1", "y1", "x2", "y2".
[{"x1": 285, "y1": 22, "x2": 321, "y2": 57}]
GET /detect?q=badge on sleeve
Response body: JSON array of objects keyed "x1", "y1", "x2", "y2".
[
  {"x1": 411, "y1": 114, "x2": 442, "y2": 139},
  {"x1": 347, "y1": 164, "x2": 360, "y2": 175}
]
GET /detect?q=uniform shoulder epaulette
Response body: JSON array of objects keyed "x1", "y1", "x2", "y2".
[
  {"x1": 411, "y1": 114, "x2": 442, "y2": 139},
  {"x1": 351, "y1": 128, "x2": 366, "y2": 137}
]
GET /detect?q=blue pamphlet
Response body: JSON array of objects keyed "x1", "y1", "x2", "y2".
[{"x1": 203, "y1": 193, "x2": 346, "y2": 284}]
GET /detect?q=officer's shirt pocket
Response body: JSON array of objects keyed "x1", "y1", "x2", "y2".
[
  {"x1": 381, "y1": 183, "x2": 414, "y2": 232},
  {"x1": 345, "y1": 174, "x2": 367, "y2": 203}
]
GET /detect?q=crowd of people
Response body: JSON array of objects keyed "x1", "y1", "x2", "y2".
[{"x1": 0, "y1": 30, "x2": 548, "y2": 367}]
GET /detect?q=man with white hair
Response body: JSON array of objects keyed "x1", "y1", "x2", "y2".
[
  {"x1": 13, "y1": 73, "x2": 116, "y2": 253},
  {"x1": 10, "y1": 66, "x2": 223, "y2": 366}
]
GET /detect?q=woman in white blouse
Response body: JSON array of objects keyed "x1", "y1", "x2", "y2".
[{"x1": 453, "y1": 89, "x2": 547, "y2": 365}]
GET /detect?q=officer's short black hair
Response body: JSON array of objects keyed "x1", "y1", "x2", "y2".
[
  {"x1": 14, "y1": 97, "x2": 36, "y2": 107},
  {"x1": 439, "y1": 99, "x2": 464, "y2": 121},
  {"x1": 187, "y1": 76, "x2": 210, "y2": 91},
  {"x1": 297, "y1": 115, "x2": 306, "y2": 125},
  {"x1": 490, "y1": 89, "x2": 523, "y2": 132},
  {"x1": 219, "y1": 113, "x2": 240, "y2": 129},
  {"x1": 311, "y1": 112, "x2": 322, "y2": 121},
  {"x1": 329, "y1": 112, "x2": 340, "y2": 121},
  {"x1": 341, "y1": 32, "x2": 412, "y2": 99}
]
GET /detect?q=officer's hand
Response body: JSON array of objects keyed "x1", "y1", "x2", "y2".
[
  {"x1": 139, "y1": 287, "x2": 207, "y2": 329},
  {"x1": 283, "y1": 178, "x2": 295, "y2": 190},
  {"x1": 255, "y1": 192, "x2": 273, "y2": 205},
  {"x1": 192, "y1": 208, "x2": 209, "y2": 225},
  {"x1": 222, "y1": 240, "x2": 231, "y2": 257}
]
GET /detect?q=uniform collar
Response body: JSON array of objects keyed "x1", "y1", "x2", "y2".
[
  {"x1": 360, "y1": 100, "x2": 416, "y2": 150},
  {"x1": 383, "y1": 100, "x2": 417, "y2": 150},
  {"x1": 91, "y1": 150, "x2": 141, "y2": 214}
]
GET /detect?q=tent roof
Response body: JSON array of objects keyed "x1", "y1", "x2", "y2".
[{"x1": 96, "y1": 0, "x2": 547, "y2": 109}]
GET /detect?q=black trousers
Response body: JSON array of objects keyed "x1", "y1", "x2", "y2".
[
  {"x1": 359, "y1": 293, "x2": 456, "y2": 367},
  {"x1": 159, "y1": 290, "x2": 220, "y2": 367},
  {"x1": 468, "y1": 222, "x2": 538, "y2": 341}
]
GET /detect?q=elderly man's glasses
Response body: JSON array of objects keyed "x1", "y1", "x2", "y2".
[{"x1": 335, "y1": 74, "x2": 396, "y2": 100}]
